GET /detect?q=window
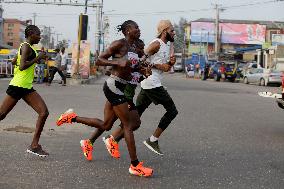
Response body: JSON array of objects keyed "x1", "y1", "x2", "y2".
[
  {"x1": 7, "y1": 42, "x2": 13, "y2": 46},
  {"x1": 8, "y1": 23, "x2": 14, "y2": 27},
  {"x1": 8, "y1": 32, "x2": 13, "y2": 36},
  {"x1": 257, "y1": 69, "x2": 263, "y2": 73}
]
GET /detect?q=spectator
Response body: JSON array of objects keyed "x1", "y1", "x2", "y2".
[
  {"x1": 47, "y1": 48, "x2": 66, "y2": 86},
  {"x1": 36, "y1": 47, "x2": 46, "y2": 84}
]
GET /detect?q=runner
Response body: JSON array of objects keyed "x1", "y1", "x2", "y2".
[
  {"x1": 102, "y1": 39, "x2": 149, "y2": 159},
  {"x1": 56, "y1": 20, "x2": 153, "y2": 177},
  {"x1": 0, "y1": 25, "x2": 49, "y2": 157},
  {"x1": 103, "y1": 20, "x2": 178, "y2": 157}
]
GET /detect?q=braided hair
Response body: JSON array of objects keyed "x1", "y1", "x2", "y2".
[
  {"x1": 116, "y1": 20, "x2": 136, "y2": 36},
  {"x1": 135, "y1": 39, "x2": 145, "y2": 48},
  {"x1": 25, "y1": 25, "x2": 39, "y2": 38}
]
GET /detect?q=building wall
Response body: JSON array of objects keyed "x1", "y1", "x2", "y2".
[
  {"x1": 0, "y1": 7, "x2": 3, "y2": 44},
  {"x1": 3, "y1": 19, "x2": 26, "y2": 49}
]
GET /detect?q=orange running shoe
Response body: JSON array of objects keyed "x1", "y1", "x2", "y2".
[
  {"x1": 129, "y1": 162, "x2": 153, "y2": 177},
  {"x1": 56, "y1": 109, "x2": 77, "y2": 126},
  {"x1": 102, "y1": 135, "x2": 120, "y2": 159},
  {"x1": 80, "y1": 139, "x2": 93, "y2": 161}
]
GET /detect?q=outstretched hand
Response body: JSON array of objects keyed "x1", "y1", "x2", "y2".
[
  {"x1": 169, "y1": 55, "x2": 176, "y2": 66},
  {"x1": 37, "y1": 52, "x2": 48, "y2": 60}
]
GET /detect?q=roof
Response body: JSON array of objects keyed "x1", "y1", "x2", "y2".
[
  {"x1": 4, "y1": 18, "x2": 29, "y2": 26},
  {"x1": 192, "y1": 18, "x2": 284, "y2": 29},
  {"x1": 0, "y1": 43, "x2": 13, "y2": 49}
]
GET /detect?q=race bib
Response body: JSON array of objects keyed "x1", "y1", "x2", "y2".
[{"x1": 128, "y1": 52, "x2": 139, "y2": 69}]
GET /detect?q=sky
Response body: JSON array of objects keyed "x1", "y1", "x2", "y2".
[{"x1": 2, "y1": 0, "x2": 284, "y2": 51}]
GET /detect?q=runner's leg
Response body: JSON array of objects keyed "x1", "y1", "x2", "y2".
[
  {"x1": 23, "y1": 91, "x2": 49, "y2": 148},
  {"x1": 0, "y1": 95, "x2": 18, "y2": 121}
]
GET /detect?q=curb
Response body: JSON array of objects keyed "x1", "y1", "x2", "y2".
[{"x1": 68, "y1": 72, "x2": 103, "y2": 85}]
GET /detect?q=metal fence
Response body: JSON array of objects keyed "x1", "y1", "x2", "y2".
[{"x1": 0, "y1": 61, "x2": 13, "y2": 76}]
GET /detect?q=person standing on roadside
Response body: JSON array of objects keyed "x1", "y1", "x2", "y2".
[
  {"x1": 36, "y1": 47, "x2": 46, "y2": 84},
  {"x1": 47, "y1": 48, "x2": 66, "y2": 86},
  {"x1": 60, "y1": 47, "x2": 68, "y2": 75}
]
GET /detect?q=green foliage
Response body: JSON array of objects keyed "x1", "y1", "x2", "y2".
[{"x1": 173, "y1": 17, "x2": 188, "y2": 53}]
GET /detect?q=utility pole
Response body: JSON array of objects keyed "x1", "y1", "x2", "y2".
[
  {"x1": 56, "y1": 33, "x2": 62, "y2": 47},
  {"x1": 95, "y1": 0, "x2": 102, "y2": 55},
  {"x1": 214, "y1": 4, "x2": 220, "y2": 60},
  {"x1": 32, "y1": 12, "x2": 37, "y2": 25},
  {"x1": 84, "y1": 0, "x2": 88, "y2": 14}
]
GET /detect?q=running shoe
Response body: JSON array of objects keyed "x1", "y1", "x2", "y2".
[
  {"x1": 80, "y1": 139, "x2": 93, "y2": 161},
  {"x1": 56, "y1": 108, "x2": 77, "y2": 126},
  {"x1": 26, "y1": 145, "x2": 49, "y2": 157},
  {"x1": 129, "y1": 162, "x2": 153, "y2": 177},
  {"x1": 143, "y1": 138, "x2": 164, "y2": 155},
  {"x1": 102, "y1": 135, "x2": 120, "y2": 159}
]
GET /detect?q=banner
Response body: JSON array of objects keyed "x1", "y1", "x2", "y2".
[
  {"x1": 191, "y1": 22, "x2": 266, "y2": 45},
  {"x1": 71, "y1": 41, "x2": 90, "y2": 79},
  {"x1": 272, "y1": 34, "x2": 284, "y2": 46}
]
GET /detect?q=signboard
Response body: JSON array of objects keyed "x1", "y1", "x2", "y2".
[
  {"x1": 191, "y1": 22, "x2": 266, "y2": 45},
  {"x1": 272, "y1": 34, "x2": 284, "y2": 46},
  {"x1": 71, "y1": 41, "x2": 90, "y2": 79}
]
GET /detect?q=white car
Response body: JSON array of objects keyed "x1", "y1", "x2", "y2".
[
  {"x1": 65, "y1": 58, "x2": 72, "y2": 78},
  {"x1": 173, "y1": 62, "x2": 183, "y2": 72},
  {"x1": 243, "y1": 68, "x2": 282, "y2": 86}
]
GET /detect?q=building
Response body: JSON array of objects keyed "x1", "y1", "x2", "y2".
[
  {"x1": 0, "y1": 6, "x2": 4, "y2": 45},
  {"x1": 185, "y1": 18, "x2": 284, "y2": 61},
  {"x1": 3, "y1": 19, "x2": 31, "y2": 49}
]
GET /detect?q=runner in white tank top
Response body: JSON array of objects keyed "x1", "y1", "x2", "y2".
[{"x1": 136, "y1": 20, "x2": 179, "y2": 155}]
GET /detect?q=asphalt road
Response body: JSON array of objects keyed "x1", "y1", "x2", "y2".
[{"x1": 0, "y1": 74, "x2": 284, "y2": 189}]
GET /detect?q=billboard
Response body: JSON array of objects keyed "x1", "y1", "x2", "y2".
[
  {"x1": 191, "y1": 22, "x2": 266, "y2": 45},
  {"x1": 71, "y1": 41, "x2": 90, "y2": 79},
  {"x1": 272, "y1": 34, "x2": 284, "y2": 46}
]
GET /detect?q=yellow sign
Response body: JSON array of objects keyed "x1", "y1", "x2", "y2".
[
  {"x1": 262, "y1": 42, "x2": 271, "y2": 49},
  {"x1": 0, "y1": 49, "x2": 11, "y2": 54}
]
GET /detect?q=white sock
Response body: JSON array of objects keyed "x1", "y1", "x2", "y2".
[{"x1": 150, "y1": 135, "x2": 158, "y2": 142}]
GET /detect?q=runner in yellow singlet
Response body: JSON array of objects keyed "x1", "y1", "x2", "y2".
[{"x1": 0, "y1": 25, "x2": 49, "y2": 157}]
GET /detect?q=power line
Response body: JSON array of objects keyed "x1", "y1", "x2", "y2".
[{"x1": 104, "y1": 0, "x2": 283, "y2": 17}]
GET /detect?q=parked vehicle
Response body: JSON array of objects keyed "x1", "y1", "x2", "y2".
[
  {"x1": 223, "y1": 62, "x2": 237, "y2": 82},
  {"x1": 173, "y1": 53, "x2": 183, "y2": 72},
  {"x1": 208, "y1": 62, "x2": 222, "y2": 81},
  {"x1": 241, "y1": 62, "x2": 257, "y2": 76},
  {"x1": 243, "y1": 68, "x2": 282, "y2": 86}
]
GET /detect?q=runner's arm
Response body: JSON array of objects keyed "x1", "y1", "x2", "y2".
[
  {"x1": 19, "y1": 44, "x2": 43, "y2": 71},
  {"x1": 145, "y1": 40, "x2": 172, "y2": 72},
  {"x1": 96, "y1": 40, "x2": 129, "y2": 67},
  {"x1": 11, "y1": 56, "x2": 17, "y2": 65}
]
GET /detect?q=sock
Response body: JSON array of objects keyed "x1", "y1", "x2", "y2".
[
  {"x1": 131, "y1": 159, "x2": 139, "y2": 167},
  {"x1": 150, "y1": 135, "x2": 158, "y2": 142},
  {"x1": 105, "y1": 135, "x2": 111, "y2": 139},
  {"x1": 89, "y1": 138, "x2": 95, "y2": 145},
  {"x1": 71, "y1": 116, "x2": 77, "y2": 122}
]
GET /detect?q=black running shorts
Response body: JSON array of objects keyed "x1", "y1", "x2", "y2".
[
  {"x1": 103, "y1": 81, "x2": 127, "y2": 106},
  {"x1": 6, "y1": 85, "x2": 35, "y2": 100}
]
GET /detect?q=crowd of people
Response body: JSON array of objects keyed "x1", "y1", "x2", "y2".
[{"x1": 0, "y1": 19, "x2": 178, "y2": 177}]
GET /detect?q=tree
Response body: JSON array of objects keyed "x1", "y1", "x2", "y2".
[
  {"x1": 173, "y1": 17, "x2": 188, "y2": 53},
  {"x1": 56, "y1": 39, "x2": 69, "y2": 49}
]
